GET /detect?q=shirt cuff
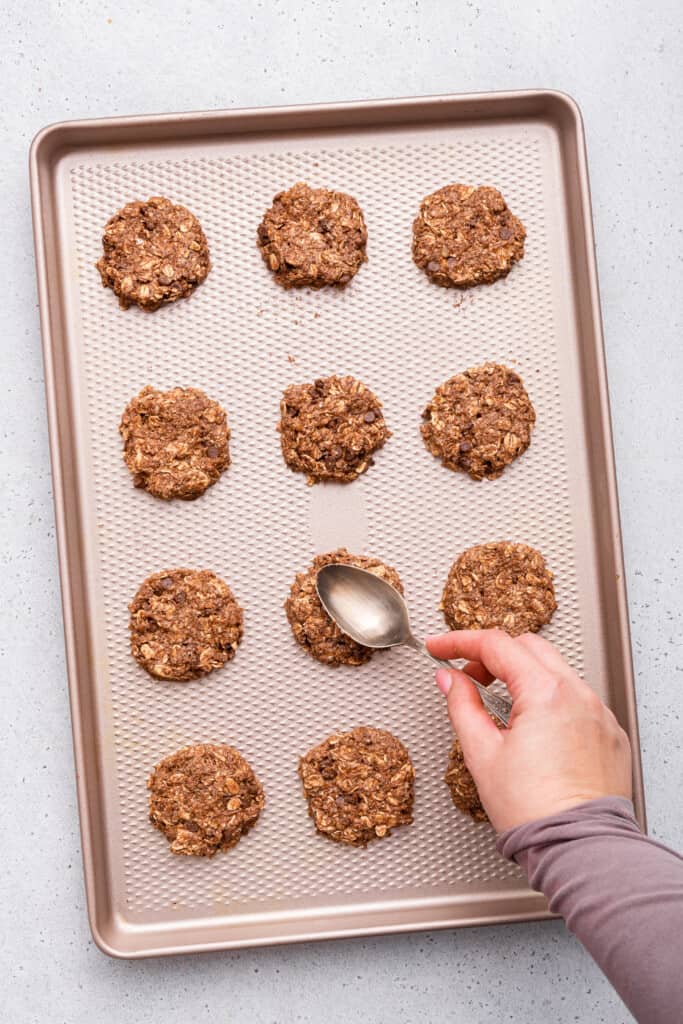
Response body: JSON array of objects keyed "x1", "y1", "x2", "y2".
[{"x1": 496, "y1": 796, "x2": 640, "y2": 863}]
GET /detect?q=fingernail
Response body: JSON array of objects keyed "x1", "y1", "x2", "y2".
[{"x1": 435, "y1": 668, "x2": 453, "y2": 696}]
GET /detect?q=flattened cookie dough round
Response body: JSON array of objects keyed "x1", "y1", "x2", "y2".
[
  {"x1": 120, "y1": 386, "x2": 230, "y2": 500},
  {"x1": 285, "y1": 548, "x2": 403, "y2": 666},
  {"x1": 445, "y1": 737, "x2": 489, "y2": 822},
  {"x1": 148, "y1": 744, "x2": 265, "y2": 856},
  {"x1": 441, "y1": 541, "x2": 556, "y2": 636},
  {"x1": 96, "y1": 196, "x2": 210, "y2": 310},
  {"x1": 421, "y1": 363, "x2": 535, "y2": 480},
  {"x1": 412, "y1": 184, "x2": 525, "y2": 288},
  {"x1": 130, "y1": 569, "x2": 243, "y2": 681},
  {"x1": 299, "y1": 726, "x2": 414, "y2": 845},
  {"x1": 257, "y1": 182, "x2": 367, "y2": 289},
  {"x1": 278, "y1": 375, "x2": 390, "y2": 485}
]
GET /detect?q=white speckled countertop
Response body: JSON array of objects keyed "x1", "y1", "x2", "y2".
[{"x1": 1, "y1": 2, "x2": 681, "y2": 1022}]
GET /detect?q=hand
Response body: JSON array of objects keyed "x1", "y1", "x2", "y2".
[{"x1": 426, "y1": 629, "x2": 632, "y2": 832}]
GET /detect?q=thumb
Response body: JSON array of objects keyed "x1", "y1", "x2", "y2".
[{"x1": 435, "y1": 668, "x2": 501, "y2": 767}]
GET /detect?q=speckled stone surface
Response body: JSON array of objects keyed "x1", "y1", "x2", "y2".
[{"x1": 1, "y1": 2, "x2": 681, "y2": 1022}]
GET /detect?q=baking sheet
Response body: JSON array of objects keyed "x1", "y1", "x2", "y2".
[{"x1": 30, "y1": 91, "x2": 644, "y2": 957}]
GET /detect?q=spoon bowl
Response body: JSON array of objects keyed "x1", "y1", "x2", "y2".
[
  {"x1": 315, "y1": 562, "x2": 512, "y2": 727},
  {"x1": 315, "y1": 562, "x2": 413, "y2": 649}
]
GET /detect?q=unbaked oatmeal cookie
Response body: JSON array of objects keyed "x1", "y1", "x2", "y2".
[
  {"x1": 441, "y1": 541, "x2": 556, "y2": 636},
  {"x1": 421, "y1": 363, "x2": 535, "y2": 480},
  {"x1": 148, "y1": 744, "x2": 264, "y2": 856},
  {"x1": 285, "y1": 548, "x2": 403, "y2": 666},
  {"x1": 258, "y1": 181, "x2": 367, "y2": 288},
  {"x1": 445, "y1": 737, "x2": 489, "y2": 823},
  {"x1": 96, "y1": 196, "x2": 210, "y2": 310},
  {"x1": 120, "y1": 385, "x2": 230, "y2": 500},
  {"x1": 278, "y1": 374, "x2": 390, "y2": 484},
  {"x1": 130, "y1": 568, "x2": 243, "y2": 681},
  {"x1": 412, "y1": 184, "x2": 525, "y2": 288},
  {"x1": 299, "y1": 726, "x2": 414, "y2": 845}
]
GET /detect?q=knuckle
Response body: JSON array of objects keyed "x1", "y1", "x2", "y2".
[
  {"x1": 489, "y1": 628, "x2": 506, "y2": 639},
  {"x1": 518, "y1": 631, "x2": 538, "y2": 645},
  {"x1": 582, "y1": 686, "x2": 603, "y2": 712},
  {"x1": 607, "y1": 712, "x2": 630, "y2": 747},
  {"x1": 483, "y1": 627, "x2": 503, "y2": 643},
  {"x1": 538, "y1": 673, "x2": 565, "y2": 700},
  {"x1": 482, "y1": 628, "x2": 506, "y2": 654},
  {"x1": 603, "y1": 705, "x2": 619, "y2": 727}
]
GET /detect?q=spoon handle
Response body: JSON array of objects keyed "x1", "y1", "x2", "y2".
[{"x1": 415, "y1": 642, "x2": 512, "y2": 728}]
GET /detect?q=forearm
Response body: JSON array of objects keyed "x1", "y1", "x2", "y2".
[{"x1": 497, "y1": 797, "x2": 683, "y2": 1024}]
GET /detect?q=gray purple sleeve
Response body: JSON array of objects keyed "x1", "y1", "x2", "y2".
[{"x1": 496, "y1": 797, "x2": 683, "y2": 1024}]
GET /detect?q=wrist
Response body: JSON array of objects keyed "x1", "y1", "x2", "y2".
[{"x1": 489, "y1": 789, "x2": 632, "y2": 833}]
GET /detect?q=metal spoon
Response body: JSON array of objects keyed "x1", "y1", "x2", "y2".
[{"x1": 316, "y1": 563, "x2": 512, "y2": 727}]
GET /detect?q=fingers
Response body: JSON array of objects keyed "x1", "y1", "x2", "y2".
[
  {"x1": 435, "y1": 668, "x2": 501, "y2": 765},
  {"x1": 463, "y1": 660, "x2": 495, "y2": 687},
  {"x1": 515, "y1": 632, "x2": 573, "y2": 677},
  {"x1": 516, "y1": 633, "x2": 605, "y2": 704},
  {"x1": 427, "y1": 630, "x2": 550, "y2": 701}
]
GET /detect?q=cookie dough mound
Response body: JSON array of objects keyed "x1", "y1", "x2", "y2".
[
  {"x1": 441, "y1": 541, "x2": 556, "y2": 636},
  {"x1": 421, "y1": 363, "x2": 535, "y2": 480},
  {"x1": 130, "y1": 569, "x2": 243, "y2": 680},
  {"x1": 299, "y1": 726, "x2": 414, "y2": 845},
  {"x1": 278, "y1": 375, "x2": 390, "y2": 484},
  {"x1": 285, "y1": 548, "x2": 403, "y2": 666},
  {"x1": 257, "y1": 182, "x2": 367, "y2": 289},
  {"x1": 445, "y1": 738, "x2": 489, "y2": 822},
  {"x1": 412, "y1": 184, "x2": 525, "y2": 288},
  {"x1": 148, "y1": 744, "x2": 265, "y2": 856},
  {"x1": 96, "y1": 196, "x2": 210, "y2": 310},
  {"x1": 120, "y1": 385, "x2": 230, "y2": 500}
]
